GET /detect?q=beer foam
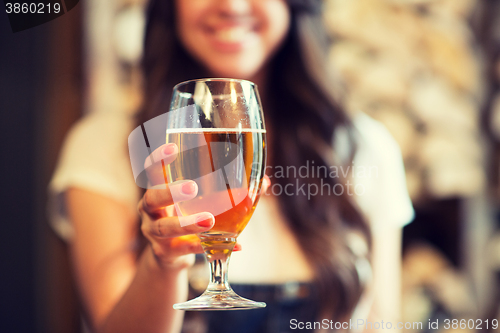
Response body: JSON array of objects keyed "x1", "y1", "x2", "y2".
[{"x1": 166, "y1": 128, "x2": 266, "y2": 134}]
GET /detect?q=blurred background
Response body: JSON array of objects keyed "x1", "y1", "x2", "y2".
[{"x1": 1, "y1": 0, "x2": 499, "y2": 332}]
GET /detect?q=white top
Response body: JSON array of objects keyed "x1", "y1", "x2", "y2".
[
  {"x1": 49, "y1": 111, "x2": 141, "y2": 241},
  {"x1": 49, "y1": 111, "x2": 414, "y2": 241},
  {"x1": 349, "y1": 112, "x2": 415, "y2": 230}
]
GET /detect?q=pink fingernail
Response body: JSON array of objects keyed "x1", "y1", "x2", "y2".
[
  {"x1": 164, "y1": 144, "x2": 175, "y2": 156},
  {"x1": 195, "y1": 214, "x2": 214, "y2": 228},
  {"x1": 196, "y1": 219, "x2": 213, "y2": 228},
  {"x1": 264, "y1": 176, "x2": 270, "y2": 186},
  {"x1": 182, "y1": 182, "x2": 197, "y2": 195}
]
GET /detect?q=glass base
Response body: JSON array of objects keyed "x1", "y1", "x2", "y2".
[{"x1": 173, "y1": 289, "x2": 266, "y2": 311}]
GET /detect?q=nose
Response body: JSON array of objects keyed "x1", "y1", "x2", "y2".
[{"x1": 216, "y1": 0, "x2": 252, "y2": 16}]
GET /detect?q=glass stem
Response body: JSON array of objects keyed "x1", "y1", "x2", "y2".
[{"x1": 206, "y1": 252, "x2": 232, "y2": 293}]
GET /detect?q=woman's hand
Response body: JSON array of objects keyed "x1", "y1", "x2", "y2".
[
  {"x1": 138, "y1": 143, "x2": 215, "y2": 270},
  {"x1": 138, "y1": 143, "x2": 269, "y2": 271}
]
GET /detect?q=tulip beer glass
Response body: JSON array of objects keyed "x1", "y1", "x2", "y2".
[{"x1": 167, "y1": 79, "x2": 266, "y2": 310}]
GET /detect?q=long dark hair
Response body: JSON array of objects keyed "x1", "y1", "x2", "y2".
[{"x1": 140, "y1": 0, "x2": 371, "y2": 322}]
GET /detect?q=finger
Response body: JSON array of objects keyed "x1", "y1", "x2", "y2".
[
  {"x1": 165, "y1": 205, "x2": 176, "y2": 217},
  {"x1": 162, "y1": 238, "x2": 240, "y2": 258},
  {"x1": 262, "y1": 175, "x2": 271, "y2": 193},
  {"x1": 146, "y1": 212, "x2": 215, "y2": 239},
  {"x1": 167, "y1": 235, "x2": 205, "y2": 255},
  {"x1": 144, "y1": 143, "x2": 178, "y2": 169},
  {"x1": 152, "y1": 235, "x2": 205, "y2": 259},
  {"x1": 144, "y1": 143, "x2": 178, "y2": 186},
  {"x1": 140, "y1": 180, "x2": 198, "y2": 216}
]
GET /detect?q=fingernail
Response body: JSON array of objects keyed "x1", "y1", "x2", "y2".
[
  {"x1": 182, "y1": 181, "x2": 197, "y2": 195},
  {"x1": 264, "y1": 176, "x2": 270, "y2": 187},
  {"x1": 163, "y1": 144, "x2": 175, "y2": 156},
  {"x1": 196, "y1": 215, "x2": 214, "y2": 228}
]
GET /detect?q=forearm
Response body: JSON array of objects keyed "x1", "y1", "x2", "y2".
[
  {"x1": 97, "y1": 247, "x2": 188, "y2": 333},
  {"x1": 364, "y1": 228, "x2": 403, "y2": 333}
]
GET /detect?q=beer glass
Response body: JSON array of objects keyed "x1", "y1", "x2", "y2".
[{"x1": 167, "y1": 79, "x2": 266, "y2": 310}]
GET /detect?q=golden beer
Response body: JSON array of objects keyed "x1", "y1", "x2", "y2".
[{"x1": 166, "y1": 129, "x2": 266, "y2": 252}]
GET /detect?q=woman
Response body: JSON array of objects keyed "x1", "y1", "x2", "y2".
[{"x1": 49, "y1": 0, "x2": 414, "y2": 332}]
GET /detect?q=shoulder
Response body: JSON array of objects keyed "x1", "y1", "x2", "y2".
[
  {"x1": 352, "y1": 112, "x2": 401, "y2": 161},
  {"x1": 54, "y1": 110, "x2": 137, "y2": 188},
  {"x1": 347, "y1": 113, "x2": 415, "y2": 229},
  {"x1": 49, "y1": 111, "x2": 140, "y2": 241},
  {"x1": 65, "y1": 111, "x2": 134, "y2": 148},
  {"x1": 58, "y1": 111, "x2": 135, "y2": 171},
  {"x1": 50, "y1": 112, "x2": 139, "y2": 220}
]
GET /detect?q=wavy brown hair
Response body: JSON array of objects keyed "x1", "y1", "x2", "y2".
[{"x1": 139, "y1": 0, "x2": 371, "y2": 323}]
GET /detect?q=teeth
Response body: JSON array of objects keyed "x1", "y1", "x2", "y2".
[{"x1": 215, "y1": 26, "x2": 250, "y2": 42}]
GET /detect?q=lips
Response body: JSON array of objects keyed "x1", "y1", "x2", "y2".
[
  {"x1": 214, "y1": 26, "x2": 252, "y2": 43},
  {"x1": 205, "y1": 24, "x2": 259, "y2": 52}
]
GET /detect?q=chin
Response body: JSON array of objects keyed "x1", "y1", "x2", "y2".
[{"x1": 209, "y1": 64, "x2": 260, "y2": 81}]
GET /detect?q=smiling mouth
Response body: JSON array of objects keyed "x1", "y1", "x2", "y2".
[
  {"x1": 213, "y1": 26, "x2": 253, "y2": 43},
  {"x1": 205, "y1": 24, "x2": 258, "y2": 51}
]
